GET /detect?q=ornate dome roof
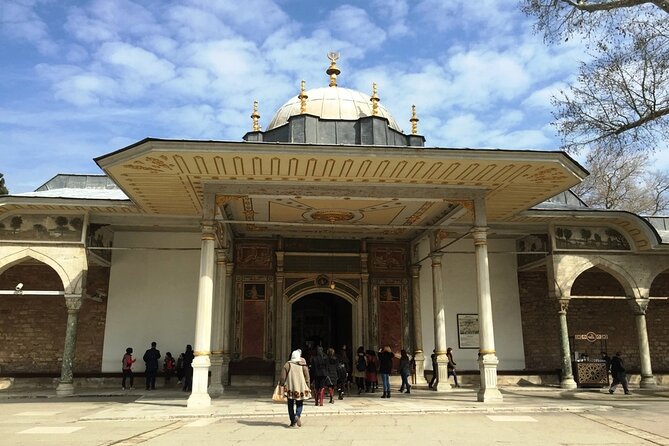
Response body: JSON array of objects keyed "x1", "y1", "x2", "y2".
[{"x1": 266, "y1": 86, "x2": 403, "y2": 132}]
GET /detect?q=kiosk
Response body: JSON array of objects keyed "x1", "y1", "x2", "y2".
[{"x1": 571, "y1": 332, "x2": 609, "y2": 388}]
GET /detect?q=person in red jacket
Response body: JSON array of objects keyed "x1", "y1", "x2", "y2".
[
  {"x1": 163, "y1": 352, "x2": 176, "y2": 385},
  {"x1": 122, "y1": 347, "x2": 136, "y2": 390}
]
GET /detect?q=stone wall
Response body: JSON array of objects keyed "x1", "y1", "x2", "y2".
[
  {"x1": 0, "y1": 263, "x2": 109, "y2": 374},
  {"x1": 518, "y1": 269, "x2": 669, "y2": 372}
]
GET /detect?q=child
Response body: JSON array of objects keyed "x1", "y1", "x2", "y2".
[
  {"x1": 122, "y1": 347, "x2": 136, "y2": 390},
  {"x1": 164, "y1": 352, "x2": 176, "y2": 385}
]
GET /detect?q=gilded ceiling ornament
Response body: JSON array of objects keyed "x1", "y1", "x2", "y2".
[
  {"x1": 435, "y1": 229, "x2": 449, "y2": 240},
  {"x1": 123, "y1": 155, "x2": 175, "y2": 173},
  {"x1": 410, "y1": 105, "x2": 419, "y2": 135},
  {"x1": 215, "y1": 195, "x2": 241, "y2": 207},
  {"x1": 370, "y1": 82, "x2": 380, "y2": 116},
  {"x1": 450, "y1": 199, "x2": 475, "y2": 215},
  {"x1": 326, "y1": 52, "x2": 341, "y2": 87},
  {"x1": 404, "y1": 202, "x2": 434, "y2": 225},
  {"x1": 311, "y1": 210, "x2": 355, "y2": 223},
  {"x1": 251, "y1": 100, "x2": 261, "y2": 132},
  {"x1": 298, "y1": 80, "x2": 308, "y2": 114},
  {"x1": 526, "y1": 167, "x2": 567, "y2": 183}
]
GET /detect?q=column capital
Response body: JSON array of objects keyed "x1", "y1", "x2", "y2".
[
  {"x1": 411, "y1": 264, "x2": 421, "y2": 277},
  {"x1": 472, "y1": 226, "x2": 489, "y2": 245},
  {"x1": 201, "y1": 221, "x2": 216, "y2": 240},
  {"x1": 64, "y1": 294, "x2": 83, "y2": 312},
  {"x1": 629, "y1": 298, "x2": 650, "y2": 315},
  {"x1": 429, "y1": 252, "x2": 443, "y2": 266},
  {"x1": 216, "y1": 248, "x2": 230, "y2": 264},
  {"x1": 558, "y1": 298, "x2": 570, "y2": 314}
]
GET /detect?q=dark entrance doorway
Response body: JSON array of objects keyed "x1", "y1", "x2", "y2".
[{"x1": 291, "y1": 292, "x2": 351, "y2": 356}]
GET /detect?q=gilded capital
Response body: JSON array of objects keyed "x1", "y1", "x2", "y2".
[
  {"x1": 411, "y1": 264, "x2": 421, "y2": 278},
  {"x1": 558, "y1": 298, "x2": 570, "y2": 314},
  {"x1": 472, "y1": 226, "x2": 489, "y2": 246}
]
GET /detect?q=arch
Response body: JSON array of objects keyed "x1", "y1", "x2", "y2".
[
  {"x1": 649, "y1": 267, "x2": 669, "y2": 298},
  {"x1": 0, "y1": 248, "x2": 70, "y2": 292},
  {"x1": 281, "y1": 278, "x2": 363, "y2": 363},
  {"x1": 564, "y1": 257, "x2": 639, "y2": 299}
]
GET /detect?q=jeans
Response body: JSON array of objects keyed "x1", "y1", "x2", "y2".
[
  {"x1": 400, "y1": 371, "x2": 411, "y2": 390},
  {"x1": 448, "y1": 368, "x2": 459, "y2": 387},
  {"x1": 287, "y1": 399, "x2": 304, "y2": 425},
  {"x1": 380, "y1": 373, "x2": 390, "y2": 392}
]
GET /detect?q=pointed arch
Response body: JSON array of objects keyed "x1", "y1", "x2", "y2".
[
  {"x1": 649, "y1": 267, "x2": 669, "y2": 298},
  {"x1": 0, "y1": 248, "x2": 70, "y2": 292},
  {"x1": 564, "y1": 257, "x2": 639, "y2": 299}
]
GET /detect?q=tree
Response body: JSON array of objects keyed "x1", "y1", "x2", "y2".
[
  {"x1": 0, "y1": 173, "x2": 7, "y2": 195},
  {"x1": 523, "y1": 1, "x2": 669, "y2": 154},
  {"x1": 523, "y1": 1, "x2": 669, "y2": 214}
]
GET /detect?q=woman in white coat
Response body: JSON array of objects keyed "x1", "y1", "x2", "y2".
[{"x1": 279, "y1": 349, "x2": 311, "y2": 427}]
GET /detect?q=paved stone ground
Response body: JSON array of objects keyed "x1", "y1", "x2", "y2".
[{"x1": 1, "y1": 384, "x2": 668, "y2": 445}]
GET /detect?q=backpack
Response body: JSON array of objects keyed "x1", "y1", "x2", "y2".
[{"x1": 356, "y1": 355, "x2": 366, "y2": 372}]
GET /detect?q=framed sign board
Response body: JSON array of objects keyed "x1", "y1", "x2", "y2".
[{"x1": 457, "y1": 314, "x2": 480, "y2": 349}]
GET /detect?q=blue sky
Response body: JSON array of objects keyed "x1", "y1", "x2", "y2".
[{"x1": 0, "y1": 0, "x2": 645, "y2": 193}]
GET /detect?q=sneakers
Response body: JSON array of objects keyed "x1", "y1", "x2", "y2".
[
  {"x1": 609, "y1": 389, "x2": 614, "y2": 394},
  {"x1": 625, "y1": 391, "x2": 631, "y2": 395},
  {"x1": 295, "y1": 416, "x2": 302, "y2": 427}
]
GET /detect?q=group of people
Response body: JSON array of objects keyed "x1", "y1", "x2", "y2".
[
  {"x1": 278, "y1": 344, "x2": 421, "y2": 428},
  {"x1": 121, "y1": 342, "x2": 195, "y2": 392}
]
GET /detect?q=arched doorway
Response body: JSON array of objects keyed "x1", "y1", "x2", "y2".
[{"x1": 291, "y1": 292, "x2": 352, "y2": 355}]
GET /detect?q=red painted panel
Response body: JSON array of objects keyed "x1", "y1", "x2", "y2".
[{"x1": 242, "y1": 300, "x2": 265, "y2": 358}]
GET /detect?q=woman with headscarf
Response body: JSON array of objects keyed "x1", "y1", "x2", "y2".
[{"x1": 280, "y1": 349, "x2": 311, "y2": 428}]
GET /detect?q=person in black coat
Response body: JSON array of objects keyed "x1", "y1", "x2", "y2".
[
  {"x1": 325, "y1": 348, "x2": 340, "y2": 404},
  {"x1": 310, "y1": 346, "x2": 328, "y2": 406},
  {"x1": 609, "y1": 351, "x2": 630, "y2": 395},
  {"x1": 142, "y1": 341, "x2": 161, "y2": 390},
  {"x1": 182, "y1": 344, "x2": 194, "y2": 392}
]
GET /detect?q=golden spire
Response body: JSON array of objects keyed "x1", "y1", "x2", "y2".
[
  {"x1": 251, "y1": 100, "x2": 261, "y2": 132},
  {"x1": 326, "y1": 52, "x2": 341, "y2": 87},
  {"x1": 370, "y1": 82, "x2": 380, "y2": 116},
  {"x1": 410, "y1": 104, "x2": 419, "y2": 135},
  {"x1": 298, "y1": 80, "x2": 308, "y2": 113}
]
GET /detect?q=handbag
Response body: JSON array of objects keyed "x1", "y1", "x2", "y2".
[{"x1": 272, "y1": 384, "x2": 286, "y2": 403}]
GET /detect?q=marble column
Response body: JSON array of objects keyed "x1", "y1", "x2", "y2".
[
  {"x1": 430, "y1": 252, "x2": 450, "y2": 391},
  {"x1": 472, "y1": 198, "x2": 502, "y2": 402},
  {"x1": 629, "y1": 299, "x2": 657, "y2": 388},
  {"x1": 558, "y1": 299, "x2": 577, "y2": 389},
  {"x1": 56, "y1": 294, "x2": 83, "y2": 396},
  {"x1": 411, "y1": 265, "x2": 427, "y2": 385},
  {"x1": 188, "y1": 223, "x2": 216, "y2": 408},
  {"x1": 221, "y1": 262, "x2": 234, "y2": 387},
  {"x1": 361, "y1": 246, "x2": 370, "y2": 348},
  {"x1": 208, "y1": 250, "x2": 228, "y2": 396},
  {"x1": 274, "y1": 249, "x2": 286, "y2": 379}
]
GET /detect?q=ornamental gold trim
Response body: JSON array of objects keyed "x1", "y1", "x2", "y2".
[{"x1": 194, "y1": 350, "x2": 211, "y2": 356}]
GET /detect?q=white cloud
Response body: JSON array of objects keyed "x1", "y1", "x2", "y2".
[
  {"x1": 97, "y1": 42, "x2": 175, "y2": 84},
  {"x1": 0, "y1": 0, "x2": 57, "y2": 54},
  {"x1": 372, "y1": 0, "x2": 410, "y2": 37},
  {"x1": 326, "y1": 5, "x2": 387, "y2": 51}
]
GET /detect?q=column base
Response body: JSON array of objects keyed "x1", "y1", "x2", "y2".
[
  {"x1": 187, "y1": 392, "x2": 212, "y2": 408},
  {"x1": 413, "y1": 353, "x2": 429, "y2": 386},
  {"x1": 188, "y1": 355, "x2": 211, "y2": 408},
  {"x1": 208, "y1": 354, "x2": 224, "y2": 397},
  {"x1": 55, "y1": 381, "x2": 74, "y2": 396},
  {"x1": 477, "y1": 387, "x2": 503, "y2": 402},
  {"x1": 477, "y1": 354, "x2": 502, "y2": 403},
  {"x1": 434, "y1": 360, "x2": 451, "y2": 392},
  {"x1": 560, "y1": 377, "x2": 577, "y2": 390},
  {"x1": 640, "y1": 376, "x2": 657, "y2": 388}
]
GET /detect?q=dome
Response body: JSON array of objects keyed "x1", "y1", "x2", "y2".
[{"x1": 266, "y1": 86, "x2": 403, "y2": 132}]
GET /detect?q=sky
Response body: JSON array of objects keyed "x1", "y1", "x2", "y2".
[{"x1": 1, "y1": 0, "x2": 662, "y2": 194}]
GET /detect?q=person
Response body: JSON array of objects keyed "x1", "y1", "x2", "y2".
[
  {"x1": 182, "y1": 344, "x2": 194, "y2": 392},
  {"x1": 338, "y1": 344, "x2": 351, "y2": 390},
  {"x1": 353, "y1": 346, "x2": 367, "y2": 395},
  {"x1": 609, "y1": 351, "x2": 631, "y2": 395},
  {"x1": 378, "y1": 345, "x2": 398, "y2": 398},
  {"x1": 176, "y1": 352, "x2": 185, "y2": 385},
  {"x1": 310, "y1": 345, "x2": 328, "y2": 406},
  {"x1": 121, "y1": 347, "x2": 136, "y2": 390},
  {"x1": 365, "y1": 349, "x2": 379, "y2": 393},
  {"x1": 325, "y1": 347, "x2": 340, "y2": 403},
  {"x1": 163, "y1": 352, "x2": 175, "y2": 385},
  {"x1": 447, "y1": 347, "x2": 461, "y2": 388},
  {"x1": 280, "y1": 349, "x2": 311, "y2": 428},
  {"x1": 398, "y1": 349, "x2": 412, "y2": 394},
  {"x1": 143, "y1": 341, "x2": 161, "y2": 390},
  {"x1": 428, "y1": 349, "x2": 439, "y2": 389},
  {"x1": 601, "y1": 351, "x2": 611, "y2": 372}
]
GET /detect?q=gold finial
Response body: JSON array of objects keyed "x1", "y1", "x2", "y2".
[
  {"x1": 298, "y1": 80, "x2": 308, "y2": 113},
  {"x1": 326, "y1": 52, "x2": 341, "y2": 87},
  {"x1": 251, "y1": 100, "x2": 261, "y2": 132},
  {"x1": 370, "y1": 82, "x2": 380, "y2": 116},
  {"x1": 410, "y1": 104, "x2": 419, "y2": 135}
]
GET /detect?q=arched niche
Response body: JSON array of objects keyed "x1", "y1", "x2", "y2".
[
  {"x1": 570, "y1": 266, "x2": 626, "y2": 297},
  {"x1": 649, "y1": 268, "x2": 669, "y2": 298}
]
